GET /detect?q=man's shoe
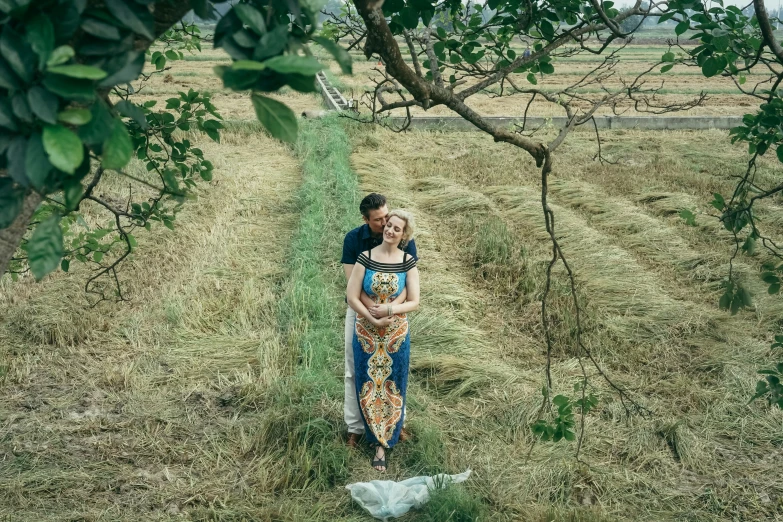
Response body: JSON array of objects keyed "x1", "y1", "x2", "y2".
[{"x1": 347, "y1": 432, "x2": 361, "y2": 448}]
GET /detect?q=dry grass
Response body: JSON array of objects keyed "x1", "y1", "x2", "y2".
[
  {"x1": 0, "y1": 131, "x2": 302, "y2": 520},
  {"x1": 344, "y1": 122, "x2": 783, "y2": 520}
]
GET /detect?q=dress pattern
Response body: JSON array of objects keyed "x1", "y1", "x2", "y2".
[{"x1": 353, "y1": 252, "x2": 415, "y2": 449}]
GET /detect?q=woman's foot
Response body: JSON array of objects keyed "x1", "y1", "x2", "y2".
[{"x1": 372, "y1": 445, "x2": 387, "y2": 472}]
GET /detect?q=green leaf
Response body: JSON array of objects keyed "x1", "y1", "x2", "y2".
[
  {"x1": 27, "y1": 86, "x2": 59, "y2": 124},
  {"x1": 6, "y1": 136, "x2": 27, "y2": 186},
  {"x1": 540, "y1": 62, "x2": 554, "y2": 74},
  {"x1": 675, "y1": 20, "x2": 690, "y2": 36},
  {"x1": 101, "y1": 119, "x2": 133, "y2": 170},
  {"x1": 93, "y1": 251, "x2": 103, "y2": 263},
  {"x1": 0, "y1": 98, "x2": 18, "y2": 131},
  {"x1": 777, "y1": 145, "x2": 783, "y2": 163},
  {"x1": 104, "y1": 0, "x2": 154, "y2": 40},
  {"x1": 42, "y1": 124, "x2": 84, "y2": 174},
  {"x1": 742, "y1": 235, "x2": 756, "y2": 255},
  {"x1": 25, "y1": 132, "x2": 53, "y2": 190},
  {"x1": 152, "y1": 51, "x2": 166, "y2": 70},
  {"x1": 115, "y1": 100, "x2": 149, "y2": 130},
  {"x1": 660, "y1": 63, "x2": 674, "y2": 73},
  {"x1": 713, "y1": 34, "x2": 730, "y2": 52},
  {"x1": 46, "y1": 45, "x2": 74, "y2": 67},
  {"x1": 251, "y1": 93, "x2": 297, "y2": 143},
  {"x1": 662, "y1": 51, "x2": 675, "y2": 63},
  {"x1": 539, "y1": 19, "x2": 554, "y2": 39},
  {"x1": 0, "y1": 177, "x2": 25, "y2": 228},
  {"x1": 679, "y1": 209, "x2": 697, "y2": 226},
  {"x1": 78, "y1": 102, "x2": 114, "y2": 146},
  {"x1": 710, "y1": 192, "x2": 725, "y2": 210},
  {"x1": 98, "y1": 51, "x2": 144, "y2": 88},
  {"x1": 312, "y1": 36, "x2": 352, "y2": 74},
  {"x1": 701, "y1": 56, "x2": 722, "y2": 77},
  {"x1": 48, "y1": 64, "x2": 107, "y2": 80},
  {"x1": 62, "y1": 177, "x2": 83, "y2": 211},
  {"x1": 284, "y1": 72, "x2": 317, "y2": 93},
  {"x1": 253, "y1": 24, "x2": 288, "y2": 61},
  {"x1": 400, "y1": 7, "x2": 419, "y2": 29},
  {"x1": 27, "y1": 215, "x2": 63, "y2": 280},
  {"x1": 192, "y1": 0, "x2": 214, "y2": 19},
  {"x1": 1, "y1": 26, "x2": 36, "y2": 83},
  {"x1": 42, "y1": 73, "x2": 95, "y2": 101},
  {"x1": 11, "y1": 92, "x2": 32, "y2": 122},
  {"x1": 434, "y1": 41, "x2": 446, "y2": 57},
  {"x1": 0, "y1": 25, "x2": 36, "y2": 83},
  {"x1": 0, "y1": 58, "x2": 22, "y2": 90},
  {"x1": 61, "y1": 258, "x2": 69, "y2": 272},
  {"x1": 57, "y1": 108, "x2": 92, "y2": 125},
  {"x1": 81, "y1": 17, "x2": 121, "y2": 41},
  {"x1": 527, "y1": 72, "x2": 537, "y2": 85},
  {"x1": 769, "y1": 283, "x2": 780, "y2": 295},
  {"x1": 234, "y1": 3, "x2": 266, "y2": 35},
  {"x1": 264, "y1": 55, "x2": 322, "y2": 76},
  {"x1": 232, "y1": 28, "x2": 258, "y2": 48},
  {"x1": 26, "y1": 14, "x2": 55, "y2": 67}
]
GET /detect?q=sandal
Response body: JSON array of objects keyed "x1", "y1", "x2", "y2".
[{"x1": 371, "y1": 445, "x2": 387, "y2": 472}]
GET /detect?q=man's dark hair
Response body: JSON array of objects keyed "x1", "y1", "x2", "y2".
[{"x1": 360, "y1": 193, "x2": 387, "y2": 218}]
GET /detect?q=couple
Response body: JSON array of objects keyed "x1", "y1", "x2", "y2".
[{"x1": 342, "y1": 193, "x2": 420, "y2": 472}]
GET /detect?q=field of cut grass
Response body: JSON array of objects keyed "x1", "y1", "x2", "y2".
[
  {"x1": 2, "y1": 30, "x2": 783, "y2": 521},
  {"x1": 344, "y1": 123, "x2": 783, "y2": 520}
]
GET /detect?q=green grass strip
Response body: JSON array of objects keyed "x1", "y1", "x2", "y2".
[
  {"x1": 284, "y1": 116, "x2": 358, "y2": 374},
  {"x1": 262, "y1": 116, "x2": 359, "y2": 492}
]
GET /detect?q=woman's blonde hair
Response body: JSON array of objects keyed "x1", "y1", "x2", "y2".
[{"x1": 386, "y1": 209, "x2": 415, "y2": 248}]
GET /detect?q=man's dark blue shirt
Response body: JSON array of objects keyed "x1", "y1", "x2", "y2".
[{"x1": 341, "y1": 224, "x2": 418, "y2": 265}]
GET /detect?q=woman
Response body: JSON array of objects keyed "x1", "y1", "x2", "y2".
[{"x1": 346, "y1": 209, "x2": 420, "y2": 472}]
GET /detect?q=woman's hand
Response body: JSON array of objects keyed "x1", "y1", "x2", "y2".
[
  {"x1": 370, "y1": 316, "x2": 394, "y2": 328},
  {"x1": 368, "y1": 304, "x2": 385, "y2": 318}
]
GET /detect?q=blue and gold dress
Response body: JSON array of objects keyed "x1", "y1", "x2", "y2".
[{"x1": 353, "y1": 250, "x2": 417, "y2": 449}]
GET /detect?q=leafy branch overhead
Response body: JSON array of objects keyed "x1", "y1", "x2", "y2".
[{"x1": 0, "y1": 0, "x2": 352, "y2": 299}]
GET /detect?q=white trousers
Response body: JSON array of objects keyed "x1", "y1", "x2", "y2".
[{"x1": 344, "y1": 306, "x2": 365, "y2": 434}]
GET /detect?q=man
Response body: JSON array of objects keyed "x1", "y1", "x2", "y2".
[{"x1": 341, "y1": 193, "x2": 418, "y2": 448}]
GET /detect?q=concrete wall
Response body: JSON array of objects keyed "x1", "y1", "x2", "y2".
[
  {"x1": 396, "y1": 115, "x2": 743, "y2": 131},
  {"x1": 316, "y1": 72, "x2": 349, "y2": 112}
]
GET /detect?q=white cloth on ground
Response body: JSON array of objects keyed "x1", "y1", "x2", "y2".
[{"x1": 345, "y1": 469, "x2": 472, "y2": 521}]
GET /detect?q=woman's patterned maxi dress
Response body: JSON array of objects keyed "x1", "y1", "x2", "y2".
[{"x1": 353, "y1": 250, "x2": 416, "y2": 449}]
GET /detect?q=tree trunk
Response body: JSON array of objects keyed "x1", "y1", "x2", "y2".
[{"x1": 0, "y1": 191, "x2": 43, "y2": 277}]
